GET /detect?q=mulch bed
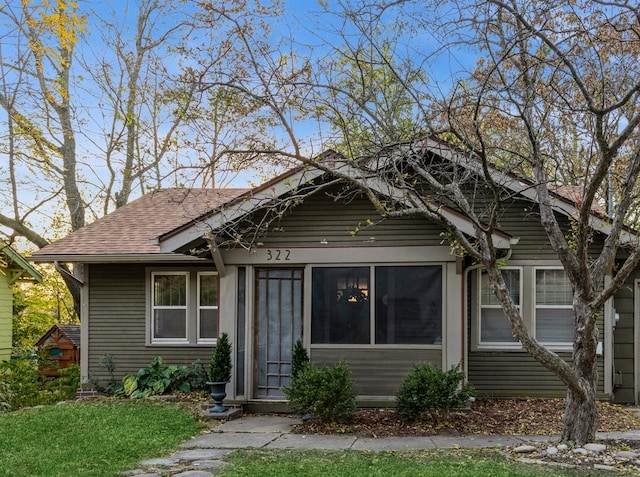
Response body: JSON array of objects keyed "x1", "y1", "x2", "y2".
[{"x1": 290, "y1": 398, "x2": 640, "y2": 438}]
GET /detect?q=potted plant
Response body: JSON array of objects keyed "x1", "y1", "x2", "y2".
[{"x1": 207, "y1": 332, "x2": 232, "y2": 413}]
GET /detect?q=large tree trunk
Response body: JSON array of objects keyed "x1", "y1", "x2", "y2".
[
  {"x1": 561, "y1": 302, "x2": 599, "y2": 445},
  {"x1": 562, "y1": 381, "x2": 598, "y2": 445}
]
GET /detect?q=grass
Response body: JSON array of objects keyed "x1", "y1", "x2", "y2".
[
  {"x1": 0, "y1": 399, "x2": 201, "y2": 477},
  {"x1": 219, "y1": 449, "x2": 612, "y2": 477}
]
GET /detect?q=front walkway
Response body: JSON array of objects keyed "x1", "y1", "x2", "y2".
[{"x1": 123, "y1": 414, "x2": 640, "y2": 477}]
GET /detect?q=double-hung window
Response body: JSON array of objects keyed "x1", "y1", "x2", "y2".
[
  {"x1": 535, "y1": 268, "x2": 573, "y2": 344},
  {"x1": 150, "y1": 270, "x2": 218, "y2": 344},
  {"x1": 311, "y1": 265, "x2": 442, "y2": 345},
  {"x1": 479, "y1": 268, "x2": 521, "y2": 346},
  {"x1": 477, "y1": 266, "x2": 574, "y2": 349},
  {"x1": 197, "y1": 272, "x2": 219, "y2": 343}
]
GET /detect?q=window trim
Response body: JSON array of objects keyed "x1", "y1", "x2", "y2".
[
  {"x1": 477, "y1": 266, "x2": 523, "y2": 350},
  {"x1": 533, "y1": 266, "x2": 573, "y2": 350},
  {"x1": 197, "y1": 271, "x2": 219, "y2": 344},
  {"x1": 151, "y1": 271, "x2": 189, "y2": 345},
  {"x1": 147, "y1": 268, "x2": 219, "y2": 346}
]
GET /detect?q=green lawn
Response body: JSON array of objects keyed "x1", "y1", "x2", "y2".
[
  {"x1": 0, "y1": 399, "x2": 201, "y2": 477},
  {"x1": 219, "y1": 449, "x2": 612, "y2": 477},
  {"x1": 0, "y1": 401, "x2": 616, "y2": 477}
]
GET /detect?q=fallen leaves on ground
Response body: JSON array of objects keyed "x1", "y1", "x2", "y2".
[{"x1": 292, "y1": 398, "x2": 640, "y2": 437}]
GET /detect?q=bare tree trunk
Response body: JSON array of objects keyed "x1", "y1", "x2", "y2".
[
  {"x1": 562, "y1": 301, "x2": 599, "y2": 444},
  {"x1": 563, "y1": 383, "x2": 598, "y2": 445}
]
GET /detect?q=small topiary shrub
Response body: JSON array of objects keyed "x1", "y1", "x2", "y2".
[
  {"x1": 282, "y1": 360, "x2": 356, "y2": 423},
  {"x1": 291, "y1": 339, "x2": 309, "y2": 380},
  {"x1": 209, "y1": 332, "x2": 232, "y2": 383},
  {"x1": 396, "y1": 361, "x2": 474, "y2": 425}
]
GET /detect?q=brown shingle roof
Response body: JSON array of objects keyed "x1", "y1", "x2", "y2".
[
  {"x1": 31, "y1": 188, "x2": 247, "y2": 259},
  {"x1": 56, "y1": 324, "x2": 81, "y2": 346}
]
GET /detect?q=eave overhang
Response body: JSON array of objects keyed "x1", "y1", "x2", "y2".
[{"x1": 29, "y1": 253, "x2": 210, "y2": 264}]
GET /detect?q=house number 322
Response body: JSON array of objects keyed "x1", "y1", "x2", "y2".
[{"x1": 266, "y1": 249, "x2": 291, "y2": 261}]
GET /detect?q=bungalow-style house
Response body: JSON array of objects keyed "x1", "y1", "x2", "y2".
[
  {"x1": 29, "y1": 139, "x2": 640, "y2": 406},
  {"x1": 0, "y1": 242, "x2": 43, "y2": 361}
]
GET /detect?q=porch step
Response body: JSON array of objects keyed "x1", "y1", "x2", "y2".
[
  {"x1": 75, "y1": 388, "x2": 102, "y2": 400},
  {"x1": 200, "y1": 405, "x2": 243, "y2": 421}
]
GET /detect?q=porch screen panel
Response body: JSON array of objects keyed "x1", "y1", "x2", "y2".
[
  {"x1": 311, "y1": 267, "x2": 370, "y2": 344},
  {"x1": 375, "y1": 266, "x2": 442, "y2": 344},
  {"x1": 255, "y1": 268, "x2": 302, "y2": 399}
]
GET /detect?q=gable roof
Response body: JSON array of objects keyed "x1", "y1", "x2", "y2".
[
  {"x1": 1, "y1": 242, "x2": 43, "y2": 283},
  {"x1": 36, "y1": 324, "x2": 81, "y2": 348},
  {"x1": 31, "y1": 139, "x2": 631, "y2": 264},
  {"x1": 30, "y1": 188, "x2": 248, "y2": 263}
]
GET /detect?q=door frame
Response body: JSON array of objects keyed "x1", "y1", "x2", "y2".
[{"x1": 252, "y1": 267, "x2": 304, "y2": 400}]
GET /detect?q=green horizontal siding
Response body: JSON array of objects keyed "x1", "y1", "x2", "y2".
[
  {"x1": 0, "y1": 275, "x2": 12, "y2": 362},
  {"x1": 87, "y1": 263, "x2": 212, "y2": 383},
  {"x1": 468, "y1": 351, "x2": 605, "y2": 397},
  {"x1": 311, "y1": 347, "x2": 441, "y2": 397},
  {"x1": 612, "y1": 269, "x2": 638, "y2": 403},
  {"x1": 258, "y1": 187, "x2": 444, "y2": 247}
]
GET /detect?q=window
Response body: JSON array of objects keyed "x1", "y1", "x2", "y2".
[
  {"x1": 311, "y1": 265, "x2": 442, "y2": 345},
  {"x1": 376, "y1": 266, "x2": 442, "y2": 344},
  {"x1": 152, "y1": 272, "x2": 188, "y2": 341},
  {"x1": 198, "y1": 272, "x2": 219, "y2": 342},
  {"x1": 479, "y1": 268, "x2": 521, "y2": 345},
  {"x1": 535, "y1": 268, "x2": 573, "y2": 344},
  {"x1": 311, "y1": 267, "x2": 370, "y2": 344},
  {"x1": 150, "y1": 270, "x2": 218, "y2": 344},
  {"x1": 476, "y1": 266, "x2": 575, "y2": 350}
]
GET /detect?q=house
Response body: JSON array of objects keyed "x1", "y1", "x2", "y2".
[
  {"x1": 29, "y1": 139, "x2": 640, "y2": 406},
  {"x1": 36, "y1": 324, "x2": 81, "y2": 377},
  {"x1": 0, "y1": 242, "x2": 43, "y2": 361}
]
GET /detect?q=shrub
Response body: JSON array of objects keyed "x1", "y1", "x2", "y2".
[
  {"x1": 187, "y1": 359, "x2": 209, "y2": 390},
  {"x1": 282, "y1": 360, "x2": 356, "y2": 423},
  {"x1": 0, "y1": 357, "x2": 42, "y2": 409},
  {"x1": 291, "y1": 339, "x2": 309, "y2": 380},
  {"x1": 396, "y1": 361, "x2": 474, "y2": 425},
  {"x1": 0, "y1": 380, "x2": 13, "y2": 412},
  {"x1": 0, "y1": 357, "x2": 80, "y2": 410},
  {"x1": 209, "y1": 332, "x2": 232, "y2": 382},
  {"x1": 122, "y1": 357, "x2": 191, "y2": 398},
  {"x1": 43, "y1": 365, "x2": 80, "y2": 402}
]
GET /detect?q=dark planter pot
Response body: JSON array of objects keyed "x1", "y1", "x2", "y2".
[{"x1": 206, "y1": 381, "x2": 230, "y2": 413}]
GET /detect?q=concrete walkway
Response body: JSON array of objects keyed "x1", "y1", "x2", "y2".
[{"x1": 122, "y1": 414, "x2": 640, "y2": 477}]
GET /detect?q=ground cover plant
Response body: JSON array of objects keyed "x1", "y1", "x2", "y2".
[
  {"x1": 218, "y1": 449, "x2": 612, "y2": 477},
  {"x1": 0, "y1": 399, "x2": 201, "y2": 477}
]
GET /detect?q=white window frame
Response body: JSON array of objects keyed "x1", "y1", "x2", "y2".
[
  {"x1": 148, "y1": 269, "x2": 219, "y2": 346},
  {"x1": 197, "y1": 271, "x2": 219, "y2": 344},
  {"x1": 478, "y1": 267, "x2": 523, "y2": 349},
  {"x1": 151, "y1": 271, "x2": 189, "y2": 344},
  {"x1": 533, "y1": 266, "x2": 573, "y2": 350}
]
